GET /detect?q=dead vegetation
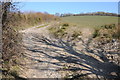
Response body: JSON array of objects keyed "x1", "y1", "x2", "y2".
[
  {"x1": 11, "y1": 11, "x2": 59, "y2": 30},
  {"x1": 1, "y1": 2, "x2": 27, "y2": 79}
]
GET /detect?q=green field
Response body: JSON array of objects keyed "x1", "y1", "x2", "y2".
[{"x1": 61, "y1": 16, "x2": 118, "y2": 28}]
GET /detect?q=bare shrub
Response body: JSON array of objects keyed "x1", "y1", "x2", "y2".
[{"x1": 1, "y1": 2, "x2": 23, "y2": 79}]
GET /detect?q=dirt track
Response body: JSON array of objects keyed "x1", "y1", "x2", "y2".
[{"x1": 20, "y1": 23, "x2": 120, "y2": 79}]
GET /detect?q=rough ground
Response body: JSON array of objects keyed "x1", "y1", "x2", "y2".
[
  {"x1": 20, "y1": 23, "x2": 120, "y2": 79},
  {"x1": 20, "y1": 24, "x2": 63, "y2": 78}
]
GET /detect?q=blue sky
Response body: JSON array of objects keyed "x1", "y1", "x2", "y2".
[{"x1": 19, "y1": 2, "x2": 118, "y2": 14}]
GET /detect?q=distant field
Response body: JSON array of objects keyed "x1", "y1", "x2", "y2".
[{"x1": 61, "y1": 16, "x2": 118, "y2": 28}]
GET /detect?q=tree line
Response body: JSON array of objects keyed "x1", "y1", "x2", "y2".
[{"x1": 55, "y1": 12, "x2": 118, "y2": 17}]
